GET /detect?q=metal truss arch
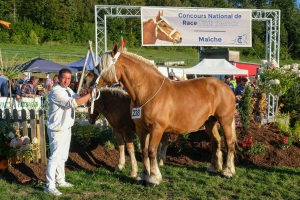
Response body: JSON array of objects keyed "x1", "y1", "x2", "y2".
[{"x1": 94, "y1": 6, "x2": 280, "y2": 64}]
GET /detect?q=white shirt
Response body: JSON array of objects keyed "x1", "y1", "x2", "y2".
[{"x1": 46, "y1": 84, "x2": 79, "y2": 131}]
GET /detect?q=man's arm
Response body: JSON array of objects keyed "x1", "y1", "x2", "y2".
[{"x1": 75, "y1": 93, "x2": 92, "y2": 105}]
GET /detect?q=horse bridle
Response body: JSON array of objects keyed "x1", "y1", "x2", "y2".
[{"x1": 154, "y1": 16, "x2": 178, "y2": 42}]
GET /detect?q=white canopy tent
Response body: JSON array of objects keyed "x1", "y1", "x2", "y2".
[{"x1": 184, "y1": 59, "x2": 248, "y2": 75}]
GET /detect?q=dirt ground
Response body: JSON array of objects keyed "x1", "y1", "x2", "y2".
[{"x1": 1, "y1": 122, "x2": 300, "y2": 184}]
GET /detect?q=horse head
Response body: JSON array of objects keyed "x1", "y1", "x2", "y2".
[
  {"x1": 96, "y1": 43, "x2": 121, "y2": 88},
  {"x1": 143, "y1": 11, "x2": 182, "y2": 45},
  {"x1": 155, "y1": 10, "x2": 182, "y2": 44},
  {"x1": 83, "y1": 70, "x2": 98, "y2": 88}
]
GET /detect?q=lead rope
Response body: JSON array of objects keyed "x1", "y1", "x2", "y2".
[
  {"x1": 140, "y1": 76, "x2": 165, "y2": 108},
  {"x1": 90, "y1": 86, "x2": 101, "y2": 114}
]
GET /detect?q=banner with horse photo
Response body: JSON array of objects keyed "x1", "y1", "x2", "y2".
[{"x1": 141, "y1": 7, "x2": 252, "y2": 47}]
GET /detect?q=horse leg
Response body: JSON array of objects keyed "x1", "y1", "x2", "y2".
[
  {"x1": 146, "y1": 127, "x2": 164, "y2": 186},
  {"x1": 158, "y1": 133, "x2": 169, "y2": 166},
  {"x1": 114, "y1": 130, "x2": 126, "y2": 172},
  {"x1": 220, "y1": 118, "x2": 236, "y2": 178},
  {"x1": 205, "y1": 119, "x2": 223, "y2": 173},
  {"x1": 136, "y1": 128, "x2": 151, "y2": 185},
  {"x1": 122, "y1": 128, "x2": 138, "y2": 178}
]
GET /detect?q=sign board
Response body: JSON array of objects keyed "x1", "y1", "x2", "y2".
[
  {"x1": 0, "y1": 97, "x2": 43, "y2": 112},
  {"x1": 141, "y1": 7, "x2": 252, "y2": 47}
]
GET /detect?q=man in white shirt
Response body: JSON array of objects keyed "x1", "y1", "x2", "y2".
[{"x1": 44, "y1": 68, "x2": 92, "y2": 196}]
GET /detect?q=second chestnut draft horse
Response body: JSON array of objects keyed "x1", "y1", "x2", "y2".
[
  {"x1": 143, "y1": 10, "x2": 182, "y2": 45},
  {"x1": 83, "y1": 71, "x2": 174, "y2": 176},
  {"x1": 96, "y1": 43, "x2": 237, "y2": 187}
]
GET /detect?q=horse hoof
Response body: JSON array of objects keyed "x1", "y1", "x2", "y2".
[
  {"x1": 136, "y1": 180, "x2": 146, "y2": 186},
  {"x1": 146, "y1": 182, "x2": 157, "y2": 187},
  {"x1": 130, "y1": 173, "x2": 138, "y2": 178},
  {"x1": 221, "y1": 174, "x2": 233, "y2": 179}
]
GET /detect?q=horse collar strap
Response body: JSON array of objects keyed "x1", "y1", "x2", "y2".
[
  {"x1": 112, "y1": 52, "x2": 120, "y2": 63},
  {"x1": 131, "y1": 77, "x2": 166, "y2": 119}
]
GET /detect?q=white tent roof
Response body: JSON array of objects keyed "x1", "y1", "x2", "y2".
[{"x1": 184, "y1": 59, "x2": 248, "y2": 75}]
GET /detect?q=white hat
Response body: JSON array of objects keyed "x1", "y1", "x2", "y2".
[{"x1": 23, "y1": 72, "x2": 29, "y2": 76}]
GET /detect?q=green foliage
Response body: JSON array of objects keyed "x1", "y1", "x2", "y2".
[
  {"x1": 0, "y1": 0, "x2": 299, "y2": 60},
  {"x1": 275, "y1": 112, "x2": 290, "y2": 132},
  {"x1": 280, "y1": 83, "x2": 300, "y2": 127},
  {"x1": 292, "y1": 121, "x2": 300, "y2": 138},
  {"x1": 104, "y1": 141, "x2": 115, "y2": 151},
  {"x1": 0, "y1": 119, "x2": 15, "y2": 158},
  {"x1": 29, "y1": 30, "x2": 39, "y2": 45},
  {"x1": 259, "y1": 68, "x2": 298, "y2": 97},
  {"x1": 71, "y1": 122, "x2": 102, "y2": 148},
  {"x1": 72, "y1": 120, "x2": 115, "y2": 148},
  {"x1": 240, "y1": 86, "x2": 252, "y2": 130}
]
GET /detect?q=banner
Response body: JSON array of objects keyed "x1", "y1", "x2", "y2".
[
  {"x1": 0, "y1": 97, "x2": 43, "y2": 112},
  {"x1": 141, "y1": 7, "x2": 252, "y2": 47}
]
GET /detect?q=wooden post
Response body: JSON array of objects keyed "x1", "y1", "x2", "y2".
[
  {"x1": 29, "y1": 109, "x2": 38, "y2": 163},
  {"x1": 13, "y1": 109, "x2": 19, "y2": 130},
  {"x1": 36, "y1": 113, "x2": 41, "y2": 161},
  {"x1": 21, "y1": 109, "x2": 28, "y2": 136},
  {"x1": 39, "y1": 110, "x2": 47, "y2": 164},
  {"x1": 4, "y1": 108, "x2": 10, "y2": 120}
]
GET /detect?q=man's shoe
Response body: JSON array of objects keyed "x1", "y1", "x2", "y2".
[
  {"x1": 44, "y1": 187, "x2": 62, "y2": 196},
  {"x1": 56, "y1": 181, "x2": 74, "y2": 188}
]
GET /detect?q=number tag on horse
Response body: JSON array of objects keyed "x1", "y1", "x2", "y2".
[{"x1": 132, "y1": 107, "x2": 141, "y2": 119}]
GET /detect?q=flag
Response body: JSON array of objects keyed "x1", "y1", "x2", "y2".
[
  {"x1": 0, "y1": 20, "x2": 11, "y2": 29},
  {"x1": 120, "y1": 31, "x2": 126, "y2": 47}
]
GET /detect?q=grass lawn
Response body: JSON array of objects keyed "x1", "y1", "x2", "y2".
[{"x1": 0, "y1": 163, "x2": 299, "y2": 199}]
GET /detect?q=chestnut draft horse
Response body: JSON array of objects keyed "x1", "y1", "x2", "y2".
[
  {"x1": 85, "y1": 87, "x2": 138, "y2": 177},
  {"x1": 83, "y1": 72, "x2": 172, "y2": 177},
  {"x1": 143, "y1": 10, "x2": 182, "y2": 45},
  {"x1": 96, "y1": 44, "x2": 237, "y2": 187}
]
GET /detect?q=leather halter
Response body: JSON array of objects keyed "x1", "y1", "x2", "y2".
[{"x1": 154, "y1": 16, "x2": 177, "y2": 41}]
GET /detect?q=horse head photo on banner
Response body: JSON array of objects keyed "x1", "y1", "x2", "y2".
[{"x1": 143, "y1": 10, "x2": 182, "y2": 45}]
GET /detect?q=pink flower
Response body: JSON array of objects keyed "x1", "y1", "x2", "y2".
[
  {"x1": 275, "y1": 135, "x2": 279, "y2": 139},
  {"x1": 21, "y1": 136, "x2": 30, "y2": 145}
]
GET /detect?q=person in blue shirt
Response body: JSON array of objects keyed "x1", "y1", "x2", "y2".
[
  {"x1": 224, "y1": 75, "x2": 234, "y2": 92},
  {"x1": 235, "y1": 77, "x2": 248, "y2": 108},
  {"x1": 0, "y1": 79, "x2": 22, "y2": 101}
]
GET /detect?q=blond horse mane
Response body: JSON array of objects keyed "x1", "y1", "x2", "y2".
[
  {"x1": 99, "y1": 51, "x2": 166, "y2": 81},
  {"x1": 100, "y1": 87, "x2": 129, "y2": 98}
]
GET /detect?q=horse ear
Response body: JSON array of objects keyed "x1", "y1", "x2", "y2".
[
  {"x1": 112, "y1": 42, "x2": 118, "y2": 57},
  {"x1": 156, "y1": 10, "x2": 163, "y2": 21}
]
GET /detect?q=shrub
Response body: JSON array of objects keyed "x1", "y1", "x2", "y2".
[
  {"x1": 275, "y1": 112, "x2": 290, "y2": 132},
  {"x1": 239, "y1": 136, "x2": 269, "y2": 155},
  {"x1": 275, "y1": 133, "x2": 298, "y2": 149},
  {"x1": 280, "y1": 84, "x2": 300, "y2": 127},
  {"x1": 71, "y1": 122, "x2": 102, "y2": 148},
  {"x1": 171, "y1": 134, "x2": 193, "y2": 153}
]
